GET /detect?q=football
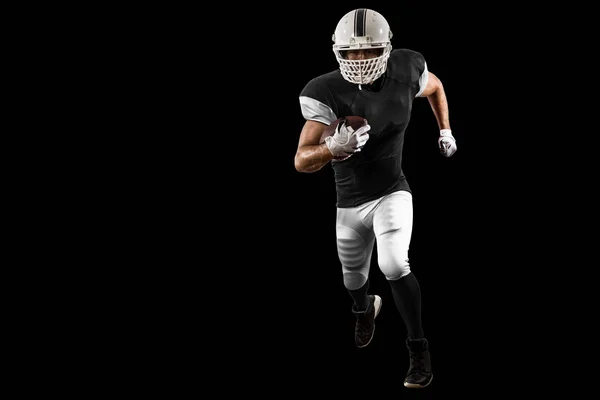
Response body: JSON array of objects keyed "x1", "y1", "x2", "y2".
[{"x1": 320, "y1": 116, "x2": 368, "y2": 161}]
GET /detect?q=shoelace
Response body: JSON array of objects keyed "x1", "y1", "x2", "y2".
[{"x1": 408, "y1": 351, "x2": 428, "y2": 372}]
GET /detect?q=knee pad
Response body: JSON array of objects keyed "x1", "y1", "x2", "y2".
[
  {"x1": 343, "y1": 271, "x2": 368, "y2": 291},
  {"x1": 375, "y1": 225, "x2": 412, "y2": 280},
  {"x1": 379, "y1": 254, "x2": 411, "y2": 280}
]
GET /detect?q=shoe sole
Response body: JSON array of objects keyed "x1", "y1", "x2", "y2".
[
  {"x1": 404, "y1": 375, "x2": 433, "y2": 389},
  {"x1": 356, "y1": 295, "x2": 382, "y2": 348}
]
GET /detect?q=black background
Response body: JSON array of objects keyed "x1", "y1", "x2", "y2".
[
  {"x1": 205, "y1": 2, "x2": 517, "y2": 396},
  {"x1": 256, "y1": 4, "x2": 496, "y2": 395},
  {"x1": 121, "y1": 2, "x2": 585, "y2": 397}
]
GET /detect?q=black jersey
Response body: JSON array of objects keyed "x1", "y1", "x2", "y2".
[{"x1": 299, "y1": 48, "x2": 428, "y2": 208}]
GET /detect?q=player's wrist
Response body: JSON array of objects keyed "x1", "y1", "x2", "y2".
[{"x1": 439, "y1": 129, "x2": 455, "y2": 142}]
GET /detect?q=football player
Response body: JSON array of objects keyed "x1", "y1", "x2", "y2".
[{"x1": 294, "y1": 8, "x2": 457, "y2": 389}]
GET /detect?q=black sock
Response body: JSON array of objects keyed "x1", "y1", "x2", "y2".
[
  {"x1": 388, "y1": 272, "x2": 424, "y2": 339},
  {"x1": 348, "y1": 279, "x2": 370, "y2": 311}
]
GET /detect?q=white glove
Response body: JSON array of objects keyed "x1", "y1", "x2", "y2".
[
  {"x1": 438, "y1": 129, "x2": 457, "y2": 157},
  {"x1": 324, "y1": 119, "x2": 371, "y2": 159}
]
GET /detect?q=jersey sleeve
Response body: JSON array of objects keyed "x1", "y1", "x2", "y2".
[
  {"x1": 388, "y1": 49, "x2": 429, "y2": 97},
  {"x1": 415, "y1": 60, "x2": 429, "y2": 97},
  {"x1": 298, "y1": 76, "x2": 338, "y2": 125}
]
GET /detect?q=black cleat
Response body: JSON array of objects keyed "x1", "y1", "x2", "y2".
[
  {"x1": 404, "y1": 337, "x2": 433, "y2": 388},
  {"x1": 352, "y1": 295, "x2": 382, "y2": 348}
]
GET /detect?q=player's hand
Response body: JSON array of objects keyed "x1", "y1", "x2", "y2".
[
  {"x1": 438, "y1": 129, "x2": 457, "y2": 157},
  {"x1": 325, "y1": 120, "x2": 371, "y2": 158}
]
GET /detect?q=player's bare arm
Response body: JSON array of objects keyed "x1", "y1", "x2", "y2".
[
  {"x1": 419, "y1": 72, "x2": 450, "y2": 131},
  {"x1": 294, "y1": 120, "x2": 334, "y2": 173}
]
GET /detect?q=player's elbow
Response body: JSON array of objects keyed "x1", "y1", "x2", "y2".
[
  {"x1": 294, "y1": 152, "x2": 317, "y2": 173},
  {"x1": 294, "y1": 155, "x2": 308, "y2": 173}
]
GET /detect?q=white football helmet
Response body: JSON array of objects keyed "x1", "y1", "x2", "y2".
[{"x1": 332, "y1": 8, "x2": 393, "y2": 85}]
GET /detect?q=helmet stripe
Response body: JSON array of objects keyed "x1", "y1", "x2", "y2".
[{"x1": 354, "y1": 8, "x2": 366, "y2": 37}]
